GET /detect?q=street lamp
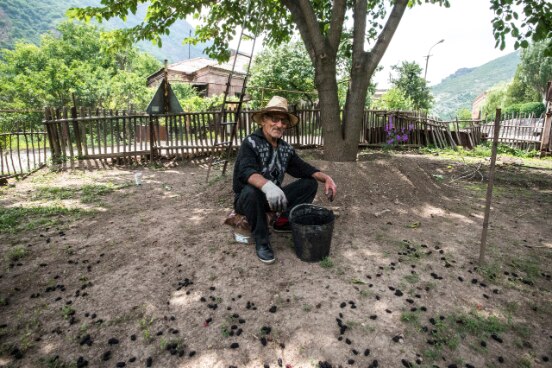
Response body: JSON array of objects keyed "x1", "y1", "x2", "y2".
[{"x1": 424, "y1": 39, "x2": 445, "y2": 81}]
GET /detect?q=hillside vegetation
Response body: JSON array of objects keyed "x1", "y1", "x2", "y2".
[
  {"x1": 431, "y1": 51, "x2": 520, "y2": 119},
  {"x1": 0, "y1": 0, "x2": 210, "y2": 62}
]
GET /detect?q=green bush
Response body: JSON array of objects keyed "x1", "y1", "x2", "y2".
[
  {"x1": 519, "y1": 102, "x2": 545, "y2": 116},
  {"x1": 503, "y1": 102, "x2": 545, "y2": 117}
]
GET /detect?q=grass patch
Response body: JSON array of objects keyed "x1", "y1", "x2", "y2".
[
  {"x1": 31, "y1": 182, "x2": 130, "y2": 204},
  {"x1": 81, "y1": 183, "x2": 129, "y2": 203},
  {"x1": 39, "y1": 355, "x2": 73, "y2": 368},
  {"x1": 0, "y1": 205, "x2": 87, "y2": 233},
  {"x1": 401, "y1": 311, "x2": 420, "y2": 324},
  {"x1": 32, "y1": 186, "x2": 77, "y2": 201},
  {"x1": 403, "y1": 273, "x2": 420, "y2": 284},
  {"x1": 478, "y1": 262, "x2": 500, "y2": 282},
  {"x1": 139, "y1": 316, "x2": 155, "y2": 343},
  {"x1": 419, "y1": 143, "x2": 543, "y2": 159},
  {"x1": 319, "y1": 257, "x2": 334, "y2": 269},
  {"x1": 421, "y1": 311, "x2": 510, "y2": 364},
  {"x1": 61, "y1": 306, "x2": 75, "y2": 320},
  {"x1": 510, "y1": 258, "x2": 540, "y2": 282},
  {"x1": 6, "y1": 246, "x2": 28, "y2": 262}
]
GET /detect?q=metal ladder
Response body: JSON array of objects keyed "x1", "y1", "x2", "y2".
[{"x1": 205, "y1": 17, "x2": 258, "y2": 183}]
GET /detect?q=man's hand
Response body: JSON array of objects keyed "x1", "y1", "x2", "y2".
[
  {"x1": 313, "y1": 172, "x2": 337, "y2": 202},
  {"x1": 261, "y1": 181, "x2": 288, "y2": 212},
  {"x1": 324, "y1": 177, "x2": 337, "y2": 202}
]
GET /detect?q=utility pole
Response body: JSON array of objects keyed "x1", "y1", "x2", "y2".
[
  {"x1": 188, "y1": 30, "x2": 191, "y2": 59},
  {"x1": 424, "y1": 39, "x2": 445, "y2": 81}
]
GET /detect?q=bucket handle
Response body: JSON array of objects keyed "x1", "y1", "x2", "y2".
[{"x1": 289, "y1": 203, "x2": 329, "y2": 223}]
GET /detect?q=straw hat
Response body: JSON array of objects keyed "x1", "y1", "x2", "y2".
[{"x1": 252, "y1": 96, "x2": 299, "y2": 128}]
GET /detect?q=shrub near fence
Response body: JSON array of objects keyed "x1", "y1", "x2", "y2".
[{"x1": 0, "y1": 110, "x2": 48, "y2": 179}]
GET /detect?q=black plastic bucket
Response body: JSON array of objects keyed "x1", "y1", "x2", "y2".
[{"x1": 289, "y1": 204, "x2": 335, "y2": 262}]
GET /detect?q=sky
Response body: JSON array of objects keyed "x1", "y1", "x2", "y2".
[{"x1": 373, "y1": 0, "x2": 516, "y2": 88}]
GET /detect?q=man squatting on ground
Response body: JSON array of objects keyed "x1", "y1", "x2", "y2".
[{"x1": 232, "y1": 96, "x2": 337, "y2": 264}]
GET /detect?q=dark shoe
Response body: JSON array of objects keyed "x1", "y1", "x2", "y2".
[
  {"x1": 273, "y1": 216, "x2": 292, "y2": 233},
  {"x1": 255, "y1": 242, "x2": 275, "y2": 264}
]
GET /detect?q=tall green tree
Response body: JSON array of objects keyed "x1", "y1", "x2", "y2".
[
  {"x1": 0, "y1": 21, "x2": 161, "y2": 110},
  {"x1": 371, "y1": 87, "x2": 414, "y2": 110},
  {"x1": 249, "y1": 41, "x2": 317, "y2": 106},
  {"x1": 503, "y1": 67, "x2": 541, "y2": 106},
  {"x1": 389, "y1": 61, "x2": 432, "y2": 110},
  {"x1": 68, "y1": 0, "x2": 546, "y2": 161},
  {"x1": 518, "y1": 41, "x2": 552, "y2": 100}
]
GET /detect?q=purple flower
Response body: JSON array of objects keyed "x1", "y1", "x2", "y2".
[
  {"x1": 402, "y1": 134, "x2": 409, "y2": 142},
  {"x1": 408, "y1": 124, "x2": 414, "y2": 131},
  {"x1": 387, "y1": 139, "x2": 395, "y2": 145}
]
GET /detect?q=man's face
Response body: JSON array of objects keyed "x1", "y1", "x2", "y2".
[{"x1": 261, "y1": 113, "x2": 290, "y2": 142}]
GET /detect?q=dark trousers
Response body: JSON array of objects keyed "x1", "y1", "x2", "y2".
[{"x1": 235, "y1": 178, "x2": 318, "y2": 245}]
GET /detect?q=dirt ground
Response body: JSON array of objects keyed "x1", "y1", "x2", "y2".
[{"x1": 0, "y1": 150, "x2": 551, "y2": 368}]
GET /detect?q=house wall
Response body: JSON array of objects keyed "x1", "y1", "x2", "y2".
[
  {"x1": 147, "y1": 72, "x2": 194, "y2": 89},
  {"x1": 194, "y1": 67, "x2": 245, "y2": 97},
  {"x1": 147, "y1": 68, "x2": 245, "y2": 97},
  {"x1": 471, "y1": 92, "x2": 487, "y2": 119}
]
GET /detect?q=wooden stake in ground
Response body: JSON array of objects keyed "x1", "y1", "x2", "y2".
[{"x1": 479, "y1": 109, "x2": 501, "y2": 265}]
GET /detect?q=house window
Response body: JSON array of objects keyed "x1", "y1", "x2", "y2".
[{"x1": 192, "y1": 84, "x2": 208, "y2": 97}]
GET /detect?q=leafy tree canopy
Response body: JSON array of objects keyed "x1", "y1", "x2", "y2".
[
  {"x1": 248, "y1": 41, "x2": 317, "y2": 107},
  {"x1": 371, "y1": 87, "x2": 414, "y2": 111},
  {"x1": 0, "y1": 21, "x2": 161, "y2": 110},
  {"x1": 67, "y1": 0, "x2": 543, "y2": 161},
  {"x1": 389, "y1": 61, "x2": 433, "y2": 110},
  {"x1": 518, "y1": 40, "x2": 552, "y2": 99},
  {"x1": 490, "y1": 0, "x2": 552, "y2": 56}
]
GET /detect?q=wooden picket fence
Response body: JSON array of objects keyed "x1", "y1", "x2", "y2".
[
  {"x1": 0, "y1": 110, "x2": 48, "y2": 181},
  {"x1": 479, "y1": 113, "x2": 545, "y2": 151},
  {"x1": 1, "y1": 106, "x2": 550, "y2": 180}
]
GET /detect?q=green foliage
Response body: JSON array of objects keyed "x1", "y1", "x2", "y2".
[
  {"x1": 0, "y1": 0, "x2": 84, "y2": 49},
  {"x1": 503, "y1": 102, "x2": 545, "y2": 116},
  {"x1": 249, "y1": 41, "x2": 317, "y2": 106},
  {"x1": 518, "y1": 41, "x2": 552, "y2": 98},
  {"x1": 371, "y1": 87, "x2": 413, "y2": 110},
  {"x1": 490, "y1": 0, "x2": 552, "y2": 56},
  {"x1": 504, "y1": 67, "x2": 541, "y2": 106},
  {"x1": 0, "y1": 21, "x2": 161, "y2": 111},
  {"x1": 389, "y1": 61, "x2": 433, "y2": 110},
  {"x1": 455, "y1": 108, "x2": 472, "y2": 120},
  {"x1": 480, "y1": 83, "x2": 508, "y2": 119}
]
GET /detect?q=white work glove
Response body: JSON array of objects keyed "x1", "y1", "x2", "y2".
[{"x1": 261, "y1": 181, "x2": 288, "y2": 212}]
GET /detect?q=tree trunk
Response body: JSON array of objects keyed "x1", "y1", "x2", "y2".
[{"x1": 314, "y1": 58, "x2": 346, "y2": 161}]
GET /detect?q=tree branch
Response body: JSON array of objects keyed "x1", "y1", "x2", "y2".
[
  {"x1": 364, "y1": 0, "x2": 408, "y2": 76},
  {"x1": 281, "y1": 0, "x2": 326, "y2": 60},
  {"x1": 352, "y1": 0, "x2": 368, "y2": 65},
  {"x1": 327, "y1": 0, "x2": 347, "y2": 52}
]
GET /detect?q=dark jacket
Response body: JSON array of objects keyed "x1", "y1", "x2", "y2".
[{"x1": 233, "y1": 128, "x2": 319, "y2": 203}]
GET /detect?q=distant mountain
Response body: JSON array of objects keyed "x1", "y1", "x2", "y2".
[
  {"x1": 0, "y1": 0, "x2": 211, "y2": 62},
  {"x1": 431, "y1": 51, "x2": 520, "y2": 120}
]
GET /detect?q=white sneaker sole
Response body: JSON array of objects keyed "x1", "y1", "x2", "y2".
[{"x1": 258, "y1": 256, "x2": 275, "y2": 264}]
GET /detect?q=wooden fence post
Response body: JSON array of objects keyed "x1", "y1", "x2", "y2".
[
  {"x1": 540, "y1": 81, "x2": 552, "y2": 155},
  {"x1": 479, "y1": 109, "x2": 501, "y2": 266},
  {"x1": 71, "y1": 97, "x2": 83, "y2": 158},
  {"x1": 149, "y1": 114, "x2": 156, "y2": 160}
]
